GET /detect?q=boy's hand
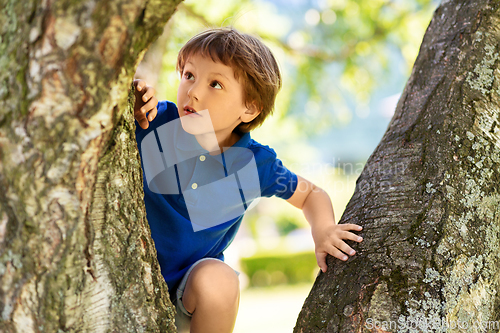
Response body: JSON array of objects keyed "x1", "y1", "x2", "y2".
[
  {"x1": 133, "y1": 79, "x2": 158, "y2": 129},
  {"x1": 312, "y1": 223, "x2": 363, "y2": 273}
]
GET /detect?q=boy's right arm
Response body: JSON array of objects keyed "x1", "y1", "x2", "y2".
[
  {"x1": 133, "y1": 79, "x2": 158, "y2": 130},
  {"x1": 286, "y1": 175, "x2": 363, "y2": 272}
]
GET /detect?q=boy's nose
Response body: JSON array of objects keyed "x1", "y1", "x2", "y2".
[{"x1": 187, "y1": 83, "x2": 200, "y2": 101}]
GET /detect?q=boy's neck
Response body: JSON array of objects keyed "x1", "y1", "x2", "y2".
[{"x1": 194, "y1": 131, "x2": 242, "y2": 156}]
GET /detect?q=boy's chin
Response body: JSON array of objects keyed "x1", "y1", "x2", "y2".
[
  {"x1": 180, "y1": 121, "x2": 218, "y2": 149},
  {"x1": 179, "y1": 109, "x2": 211, "y2": 129},
  {"x1": 179, "y1": 117, "x2": 213, "y2": 136}
]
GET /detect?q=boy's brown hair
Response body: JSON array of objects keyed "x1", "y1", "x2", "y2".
[{"x1": 176, "y1": 27, "x2": 282, "y2": 133}]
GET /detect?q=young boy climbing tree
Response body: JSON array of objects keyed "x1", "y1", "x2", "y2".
[{"x1": 133, "y1": 27, "x2": 363, "y2": 333}]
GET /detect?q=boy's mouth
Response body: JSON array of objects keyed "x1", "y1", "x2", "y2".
[{"x1": 183, "y1": 106, "x2": 201, "y2": 117}]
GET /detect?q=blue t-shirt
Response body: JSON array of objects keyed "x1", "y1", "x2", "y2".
[{"x1": 135, "y1": 100, "x2": 298, "y2": 299}]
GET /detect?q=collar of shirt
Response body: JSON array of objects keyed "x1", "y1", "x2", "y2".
[{"x1": 175, "y1": 129, "x2": 252, "y2": 171}]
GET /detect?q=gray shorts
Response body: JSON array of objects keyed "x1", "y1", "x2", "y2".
[{"x1": 174, "y1": 257, "x2": 224, "y2": 318}]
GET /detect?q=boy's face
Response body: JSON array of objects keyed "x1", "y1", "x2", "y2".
[{"x1": 176, "y1": 53, "x2": 257, "y2": 143}]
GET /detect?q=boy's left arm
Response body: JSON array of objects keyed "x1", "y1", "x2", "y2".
[{"x1": 286, "y1": 175, "x2": 363, "y2": 272}]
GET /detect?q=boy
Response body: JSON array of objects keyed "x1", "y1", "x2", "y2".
[{"x1": 133, "y1": 28, "x2": 363, "y2": 333}]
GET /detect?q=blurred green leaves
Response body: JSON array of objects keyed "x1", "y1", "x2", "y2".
[{"x1": 140, "y1": 0, "x2": 438, "y2": 136}]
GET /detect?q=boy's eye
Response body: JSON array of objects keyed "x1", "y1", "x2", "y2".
[
  {"x1": 210, "y1": 81, "x2": 222, "y2": 90},
  {"x1": 184, "y1": 72, "x2": 194, "y2": 80}
]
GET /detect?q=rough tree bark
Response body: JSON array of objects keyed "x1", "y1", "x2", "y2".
[
  {"x1": 0, "y1": 0, "x2": 181, "y2": 332},
  {"x1": 295, "y1": 0, "x2": 500, "y2": 332}
]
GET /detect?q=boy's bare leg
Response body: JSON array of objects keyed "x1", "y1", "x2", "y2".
[{"x1": 182, "y1": 260, "x2": 240, "y2": 333}]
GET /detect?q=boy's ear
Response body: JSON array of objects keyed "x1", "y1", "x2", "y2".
[{"x1": 241, "y1": 103, "x2": 261, "y2": 123}]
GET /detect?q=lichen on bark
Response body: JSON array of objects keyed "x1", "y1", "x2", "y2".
[
  {"x1": 294, "y1": 1, "x2": 500, "y2": 332},
  {"x1": 0, "y1": 0, "x2": 181, "y2": 332},
  {"x1": 85, "y1": 88, "x2": 176, "y2": 332}
]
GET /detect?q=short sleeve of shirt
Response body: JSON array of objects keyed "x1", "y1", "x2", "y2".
[{"x1": 257, "y1": 147, "x2": 298, "y2": 200}]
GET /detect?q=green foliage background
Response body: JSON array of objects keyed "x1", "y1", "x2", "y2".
[{"x1": 150, "y1": 0, "x2": 436, "y2": 135}]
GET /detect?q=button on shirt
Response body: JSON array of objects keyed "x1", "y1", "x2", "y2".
[{"x1": 135, "y1": 100, "x2": 298, "y2": 300}]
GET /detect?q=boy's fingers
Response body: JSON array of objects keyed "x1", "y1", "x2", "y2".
[
  {"x1": 141, "y1": 98, "x2": 158, "y2": 117},
  {"x1": 134, "y1": 79, "x2": 145, "y2": 91},
  {"x1": 316, "y1": 252, "x2": 328, "y2": 273},
  {"x1": 335, "y1": 241, "x2": 356, "y2": 257},
  {"x1": 142, "y1": 86, "x2": 156, "y2": 102},
  {"x1": 340, "y1": 230, "x2": 363, "y2": 243},
  {"x1": 134, "y1": 109, "x2": 149, "y2": 129},
  {"x1": 340, "y1": 223, "x2": 363, "y2": 231},
  {"x1": 317, "y1": 243, "x2": 356, "y2": 272},
  {"x1": 138, "y1": 117, "x2": 149, "y2": 129},
  {"x1": 148, "y1": 106, "x2": 158, "y2": 122},
  {"x1": 328, "y1": 245, "x2": 349, "y2": 261}
]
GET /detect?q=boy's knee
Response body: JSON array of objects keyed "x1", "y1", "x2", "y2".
[
  {"x1": 193, "y1": 261, "x2": 239, "y2": 295},
  {"x1": 185, "y1": 260, "x2": 240, "y2": 308}
]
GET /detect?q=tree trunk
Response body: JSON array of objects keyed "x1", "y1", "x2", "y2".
[
  {"x1": 295, "y1": 1, "x2": 500, "y2": 332},
  {"x1": 0, "y1": 0, "x2": 181, "y2": 332}
]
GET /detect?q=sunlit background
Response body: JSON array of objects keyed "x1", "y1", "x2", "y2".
[{"x1": 135, "y1": 0, "x2": 439, "y2": 331}]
